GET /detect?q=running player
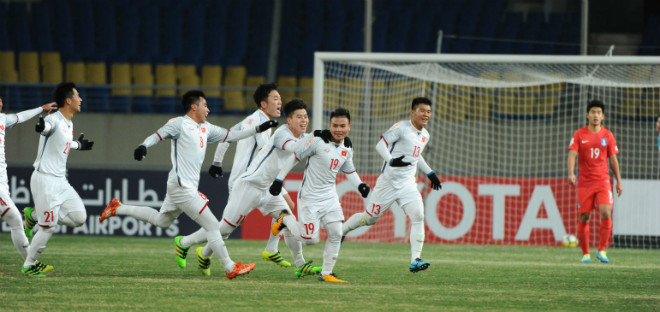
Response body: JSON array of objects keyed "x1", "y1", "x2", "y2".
[
  {"x1": 99, "y1": 90, "x2": 277, "y2": 278},
  {"x1": 341, "y1": 97, "x2": 442, "y2": 273}
]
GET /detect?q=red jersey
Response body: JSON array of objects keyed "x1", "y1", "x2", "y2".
[{"x1": 568, "y1": 126, "x2": 618, "y2": 188}]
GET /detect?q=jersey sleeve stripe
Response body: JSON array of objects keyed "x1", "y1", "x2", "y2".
[
  {"x1": 223, "y1": 218, "x2": 238, "y2": 227},
  {"x1": 222, "y1": 130, "x2": 230, "y2": 142},
  {"x1": 294, "y1": 152, "x2": 300, "y2": 161},
  {"x1": 380, "y1": 135, "x2": 388, "y2": 146},
  {"x1": 0, "y1": 207, "x2": 9, "y2": 217},
  {"x1": 156, "y1": 132, "x2": 163, "y2": 140},
  {"x1": 282, "y1": 139, "x2": 294, "y2": 150},
  {"x1": 342, "y1": 170, "x2": 356, "y2": 174}
]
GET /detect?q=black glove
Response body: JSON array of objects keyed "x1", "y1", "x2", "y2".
[
  {"x1": 257, "y1": 120, "x2": 278, "y2": 133},
  {"x1": 427, "y1": 172, "x2": 442, "y2": 190},
  {"x1": 389, "y1": 156, "x2": 411, "y2": 167},
  {"x1": 358, "y1": 183, "x2": 370, "y2": 198},
  {"x1": 313, "y1": 130, "x2": 332, "y2": 143},
  {"x1": 134, "y1": 145, "x2": 147, "y2": 161},
  {"x1": 208, "y1": 165, "x2": 223, "y2": 178},
  {"x1": 269, "y1": 179, "x2": 283, "y2": 196},
  {"x1": 76, "y1": 133, "x2": 94, "y2": 150},
  {"x1": 343, "y1": 136, "x2": 352, "y2": 148},
  {"x1": 35, "y1": 116, "x2": 45, "y2": 133}
]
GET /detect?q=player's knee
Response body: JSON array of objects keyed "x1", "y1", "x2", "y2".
[
  {"x1": 68, "y1": 211, "x2": 87, "y2": 227},
  {"x1": 39, "y1": 225, "x2": 57, "y2": 234},
  {"x1": 365, "y1": 215, "x2": 379, "y2": 226},
  {"x1": 302, "y1": 236, "x2": 320, "y2": 245},
  {"x1": 206, "y1": 229, "x2": 223, "y2": 244},
  {"x1": 579, "y1": 213, "x2": 590, "y2": 223},
  {"x1": 219, "y1": 221, "x2": 233, "y2": 238},
  {"x1": 3, "y1": 208, "x2": 22, "y2": 229}
]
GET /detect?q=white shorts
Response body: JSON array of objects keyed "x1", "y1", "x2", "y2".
[
  {"x1": 160, "y1": 184, "x2": 210, "y2": 222},
  {"x1": 30, "y1": 170, "x2": 85, "y2": 227},
  {"x1": 366, "y1": 175, "x2": 422, "y2": 218},
  {"x1": 222, "y1": 179, "x2": 290, "y2": 227},
  {"x1": 0, "y1": 187, "x2": 17, "y2": 221},
  {"x1": 297, "y1": 196, "x2": 344, "y2": 242}
]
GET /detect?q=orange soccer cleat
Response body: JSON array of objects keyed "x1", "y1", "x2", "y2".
[
  {"x1": 226, "y1": 261, "x2": 256, "y2": 279},
  {"x1": 99, "y1": 198, "x2": 121, "y2": 222}
]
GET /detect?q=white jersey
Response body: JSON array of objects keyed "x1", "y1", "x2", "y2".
[
  {"x1": 380, "y1": 120, "x2": 430, "y2": 185},
  {"x1": 295, "y1": 137, "x2": 356, "y2": 202},
  {"x1": 241, "y1": 125, "x2": 306, "y2": 189},
  {"x1": 0, "y1": 107, "x2": 43, "y2": 188},
  {"x1": 226, "y1": 109, "x2": 271, "y2": 189},
  {"x1": 145, "y1": 115, "x2": 256, "y2": 190},
  {"x1": 33, "y1": 112, "x2": 76, "y2": 177}
]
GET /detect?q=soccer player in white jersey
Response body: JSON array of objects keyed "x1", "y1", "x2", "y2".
[
  {"x1": 341, "y1": 97, "x2": 442, "y2": 273},
  {"x1": 192, "y1": 99, "x2": 322, "y2": 278},
  {"x1": 269, "y1": 108, "x2": 371, "y2": 283},
  {"x1": 21, "y1": 82, "x2": 95, "y2": 277},
  {"x1": 99, "y1": 90, "x2": 278, "y2": 279},
  {"x1": 0, "y1": 96, "x2": 56, "y2": 275},
  {"x1": 174, "y1": 83, "x2": 296, "y2": 269}
]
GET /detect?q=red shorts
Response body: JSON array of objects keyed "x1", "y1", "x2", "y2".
[{"x1": 577, "y1": 186, "x2": 613, "y2": 214}]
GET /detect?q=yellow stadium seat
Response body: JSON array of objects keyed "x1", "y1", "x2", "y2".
[
  {"x1": 499, "y1": 94, "x2": 536, "y2": 115},
  {"x1": 277, "y1": 76, "x2": 297, "y2": 103},
  {"x1": 341, "y1": 78, "x2": 363, "y2": 118},
  {"x1": 621, "y1": 88, "x2": 644, "y2": 118},
  {"x1": 640, "y1": 88, "x2": 658, "y2": 118},
  {"x1": 111, "y1": 63, "x2": 131, "y2": 96},
  {"x1": 323, "y1": 77, "x2": 341, "y2": 112},
  {"x1": 539, "y1": 96, "x2": 559, "y2": 116},
  {"x1": 245, "y1": 75, "x2": 266, "y2": 108},
  {"x1": 371, "y1": 79, "x2": 387, "y2": 118},
  {"x1": 297, "y1": 77, "x2": 313, "y2": 107},
  {"x1": 65, "y1": 61, "x2": 85, "y2": 83},
  {"x1": 223, "y1": 66, "x2": 247, "y2": 110},
  {"x1": 19, "y1": 52, "x2": 40, "y2": 83},
  {"x1": 132, "y1": 63, "x2": 154, "y2": 96},
  {"x1": 0, "y1": 51, "x2": 18, "y2": 82},
  {"x1": 40, "y1": 52, "x2": 62, "y2": 83},
  {"x1": 472, "y1": 91, "x2": 493, "y2": 121},
  {"x1": 201, "y1": 65, "x2": 222, "y2": 98},
  {"x1": 86, "y1": 62, "x2": 107, "y2": 84},
  {"x1": 155, "y1": 64, "x2": 176, "y2": 97},
  {"x1": 177, "y1": 64, "x2": 199, "y2": 97}
]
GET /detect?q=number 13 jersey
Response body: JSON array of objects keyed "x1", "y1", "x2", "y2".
[{"x1": 380, "y1": 120, "x2": 430, "y2": 186}]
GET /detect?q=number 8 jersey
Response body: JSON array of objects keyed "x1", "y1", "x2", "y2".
[
  {"x1": 380, "y1": 120, "x2": 430, "y2": 185},
  {"x1": 568, "y1": 126, "x2": 618, "y2": 188}
]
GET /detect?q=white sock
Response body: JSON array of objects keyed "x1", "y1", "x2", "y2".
[
  {"x1": 283, "y1": 228, "x2": 305, "y2": 267},
  {"x1": 24, "y1": 227, "x2": 54, "y2": 268},
  {"x1": 181, "y1": 228, "x2": 207, "y2": 248},
  {"x1": 265, "y1": 218, "x2": 282, "y2": 253},
  {"x1": 5, "y1": 208, "x2": 29, "y2": 260},
  {"x1": 410, "y1": 221, "x2": 425, "y2": 262},
  {"x1": 321, "y1": 222, "x2": 342, "y2": 276},
  {"x1": 342, "y1": 212, "x2": 367, "y2": 235},
  {"x1": 116, "y1": 205, "x2": 173, "y2": 228},
  {"x1": 205, "y1": 230, "x2": 234, "y2": 273}
]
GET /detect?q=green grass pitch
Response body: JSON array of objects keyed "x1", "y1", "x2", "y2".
[{"x1": 1, "y1": 233, "x2": 658, "y2": 311}]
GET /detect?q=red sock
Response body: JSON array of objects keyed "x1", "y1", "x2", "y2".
[
  {"x1": 599, "y1": 218, "x2": 612, "y2": 252},
  {"x1": 577, "y1": 221, "x2": 589, "y2": 255}
]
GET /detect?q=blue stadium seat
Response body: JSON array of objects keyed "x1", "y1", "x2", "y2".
[
  {"x1": 536, "y1": 13, "x2": 565, "y2": 55},
  {"x1": 343, "y1": 0, "x2": 364, "y2": 52},
  {"x1": 453, "y1": 0, "x2": 484, "y2": 53},
  {"x1": 138, "y1": 3, "x2": 160, "y2": 62},
  {"x1": 322, "y1": 0, "x2": 345, "y2": 52},
  {"x1": 557, "y1": 14, "x2": 580, "y2": 55},
  {"x1": 407, "y1": 0, "x2": 440, "y2": 53},
  {"x1": 115, "y1": 2, "x2": 139, "y2": 61},
  {"x1": 518, "y1": 13, "x2": 543, "y2": 54},
  {"x1": 7, "y1": 2, "x2": 31, "y2": 52},
  {"x1": 473, "y1": 0, "x2": 504, "y2": 53},
  {"x1": 493, "y1": 13, "x2": 523, "y2": 54},
  {"x1": 386, "y1": 0, "x2": 414, "y2": 53},
  {"x1": 71, "y1": 0, "x2": 95, "y2": 59},
  {"x1": 182, "y1": 5, "x2": 206, "y2": 67},
  {"x1": 50, "y1": 0, "x2": 76, "y2": 61},
  {"x1": 638, "y1": 14, "x2": 660, "y2": 55},
  {"x1": 132, "y1": 96, "x2": 154, "y2": 113},
  {"x1": 94, "y1": 0, "x2": 116, "y2": 59},
  {"x1": 246, "y1": 0, "x2": 273, "y2": 77},
  {"x1": 204, "y1": 0, "x2": 230, "y2": 65},
  {"x1": 159, "y1": 3, "x2": 183, "y2": 62},
  {"x1": 277, "y1": 0, "x2": 302, "y2": 76},
  {"x1": 299, "y1": 0, "x2": 324, "y2": 77},
  {"x1": 226, "y1": 0, "x2": 252, "y2": 67},
  {"x1": 371, "y1": 0, "x2": 390, "y2": 52},
  {"x1": 434, "y1": 0, "x2": 462, "y2": 53},
  {"x1": 0, "y1": 4, "x2": 9, "y2": 51},
  {"x1": 31, "y1": 3, "x2": 54, "y2": 52}
]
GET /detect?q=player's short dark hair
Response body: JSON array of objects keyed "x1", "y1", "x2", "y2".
[
  {"x1": 182, "y1": 90, "x2": 206, "y2": 112},
  {"x1": 411, "y1": 97, "x2": 432, "y2": 110},
  {"x1": 53, "y1": 82, "x2": 76, "y2": 108},
  {"x1": 330, "y1": 107, "x2": 351, "y2": 123},
  {"x1": 283, "y1": 99, "x2": 307, "y2": 118},
  {"x1": 253, "y1": 83, "x2": 278, "y2": 108},
  {"x1": 587, "y1": 100, "x2": 605, "y2": 113}
]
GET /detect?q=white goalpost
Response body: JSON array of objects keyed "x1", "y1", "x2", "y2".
[{"x1": 313, "y1": 52, "x2": 660, "y2": 248}]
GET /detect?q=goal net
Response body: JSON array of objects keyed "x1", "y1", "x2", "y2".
[{"x1": 312, "y1": 53, "x2": 660, "y2": 248}]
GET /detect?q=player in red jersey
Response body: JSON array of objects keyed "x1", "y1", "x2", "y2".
[{"x1": 567, "y1": 100, "x2": 622, "y2": 264}]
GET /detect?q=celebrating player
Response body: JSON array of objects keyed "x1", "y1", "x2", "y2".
[
  {"x1": 99, "y1": 90, "x2": 278, "y2": 279},
  {"x1": 175, "y1": 83, "x2": 295, "y2": 269},
  {"x1": 341, "y1": 97, "x2": 441, "y2": 273},
  {"x1": 0, "y1": 95, "x2": 57, "y2": 274},
  {"x1": 567, "y1": 100, "x2": 622, "y2": 263},
  {"x1": 269, "y1": 108, "x2": 371, "y2": 283},
  {"x1": 22, "y1": 82, "x2": 95, "y2": 277},
  {"x1": 193, "y1": 99, "x2": 321, "y2": 278}
]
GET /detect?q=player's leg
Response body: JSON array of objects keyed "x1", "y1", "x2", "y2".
[
  {"x1": 100, "y1": 195, "x2": 179, "y2": 228},
  {"x1": 262, "y1": 194, "x2": 296, "y2": 267},
  {"x1": 293, "y1": 198, "x2": 322, "y2": 277},
  {"x1": 57, "y1": 187, "x2": 87, "y2": 228},
  {"x1": 318, "y1": 208, "x2": 347, "y2": 282},
  {"x1": 595, "y1": 189, "x2": 614, "y2": 263},
  {"x1": 2, "y1": 206, "x2": 29, "y2": 260},
  {"x1": 342, "y1": 179, "x2": 394, "y2": 236},
  {"x1": 577, "y1": 187, "x2": 595, "y2": 263},
  {"x1": 401, "y1": 198, "x2": 430, "y2": 273}
]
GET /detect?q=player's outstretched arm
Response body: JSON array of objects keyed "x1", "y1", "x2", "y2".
[
  {"x1": 74, "y1": 133, "x2": 94, "y2": 151},
  {"x1": 7, "y1": 102, "x2": 57, "y2": 129}
]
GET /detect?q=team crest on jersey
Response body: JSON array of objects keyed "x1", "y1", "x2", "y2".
[
  {"x1": 324, "y1": 149, "x2": 330, "y2": 153},
  {"x1": 601, "y1": 138, "x2": 607, "y2": 146},
  {"x1": 422, "y1": 137, "x2": 425, "y2": 142},
  {"x1": 341, "y1": 150, "x2": 347, "y2": 157},
  {"x1": 201, "y1": 127, "x2": 206, "y2": 133},
  {"x1": 247, "y1": 119, "x2": 253, "y2": 125},
  {"x1": 0, "y1": 125, "x2": 4, "y2": 130}
]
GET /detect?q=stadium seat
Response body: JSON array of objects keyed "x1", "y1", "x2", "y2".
[
  {"x1": 177, "y1": 65, "x2": 200, "y2": 96},
  {"x1": 518, "y1": 13, "x2": 543, "y2": 54},
  {"x1": 639, "y1": 88, "x2": 658, "y2": 119},
  {"x1": 223, "y1": 66, "x2": 247, "y2": 112},
  {"x1": 370, "y1": 79, "x2": 387, "y2": 118},
  {"x1": 155, "y1": 64, "x2": 177, "y2": 113},
  {"x1": 201, "y1": 65, "x2": 222, "y2": 113},
  {"x1": 297, "y1": 77, "x2": 313, "y2": 108},
  {"x1": 110, "y1": 62, "x2": 131, "y2": 113},
  {"x1": 18, "y1": 52, "x2": 41, "y2": 110},
  {"x1": 86, "y1": 62, "x2": 110, "y2": 112},
  {"x1": 322, "y1": 0, "x2": 345, "y2": 52},
  {"x1": 132, "y1": 63, "x2": 154, "y2": 113},
  {"x1": 493, "y1": 13, "x2": 523, "y2": 54},
  {"x1": 340, "y1": 78, "x2": 363, "y2": 118},
  {"x1": 472, "y1": 92, "x2": 493, "y2": 121},
  {"x1": 139, "y1": 3, "x2": 160, "y2": 62},
  {"x1": 40, "y1": 52, "x2": 63, "y2": 83},
  {"x1": 65, "y1": 61, "x2": 86, "y2": 83},
  {"x1": 323, "y1": 78, "x2": 341, "y2": 112},
  {"x1": 71, "y1": 0, "x2": 95, "y2": 59},
  {"x1": 245, "y1": 76, "x2": 266, "y2": 109},
  {"x1": 277, "y1": 76, "x2": 297, "y2": 104},
  {"x1": 32, "y1": 3, "x2": 54, "y2": 52},
  {"x1": 0, "y1": 51, "x2": 18, "y2": 82},
  {"x1": 343, "y1": 0, "x2": 364, "y2": 52},
  {"x1": 50, "y1": 0, "x2": 76, "y2": 60},
  {"x1": 94, "y1": 0, "x2": 117, "y2": 58}
]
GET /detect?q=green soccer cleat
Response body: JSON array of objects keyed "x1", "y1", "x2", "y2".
[
  {"x1": 23, "y1": 206, "x2": 36, "y2": 238},
  {"x1": 35, "y1": 261, "x2": 54, "y2": 273},
  {"x1": 22, "y1": 264, "x2": 46, "y2": 277},
  {"x1": 261, "y1": 248, "x2": 291, "y2": 267},
  {"x1": 196, "y1": 247, "x2": 211, "y2": 276},
  {"x1": 294, "y1": 260, "x2": 322, "y2": 278},
  {"x1": 174, "y1": 236, "x2": 190, "y2": 269},
  {"x1": 596, "y1": 251, "x2": 609, "y2": 263},
  {"x1": 581, "y1": 254, "x2": 591, "y2": 263}
]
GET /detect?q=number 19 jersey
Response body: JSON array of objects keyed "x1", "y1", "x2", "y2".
[
  {"x1": 568, "y1": 126, "x2": 618, "y2": 188},
  {"x1": 380, "y1": 120, "x2": 430, "y2": 186},
  {"x1": 295, "y1": 137, "x2": 356, "y2": 202}
]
